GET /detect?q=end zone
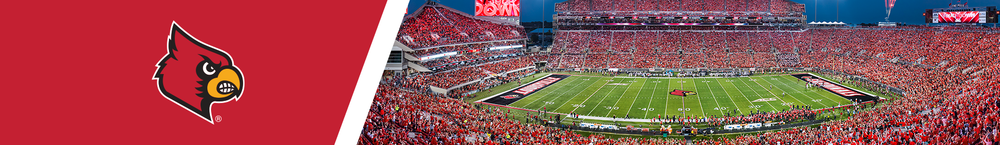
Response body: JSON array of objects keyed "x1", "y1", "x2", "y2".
[
  {"x1": 792, "y1": 73, "x2": 883, "y2": 102},
  {"x1": 476, "y1": 74, "x2": 570, "y2": 105}
]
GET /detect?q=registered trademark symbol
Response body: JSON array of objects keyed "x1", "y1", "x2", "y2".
[{"x1": 214, "y1": 115, "x2": 222, "y2": 123}]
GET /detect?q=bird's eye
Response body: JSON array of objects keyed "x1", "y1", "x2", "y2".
[{"x1": 202, "y1": 62, "x2": 216, "y2": 75}]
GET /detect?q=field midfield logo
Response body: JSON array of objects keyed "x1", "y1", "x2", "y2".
[
  {"x1": 153, "y1": 22, "x2": 245, "y2": 124},
  {"x1": 670, "y1": 89, "x2": 695, "y2": 96}
]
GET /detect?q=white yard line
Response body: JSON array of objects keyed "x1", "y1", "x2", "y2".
[
  {"x1": 738, "y1": 77, "x2": 785, "y2": 110},
  {"x1": 680, "y1": 80, "x2": 686, "y2": 117},
  {"x1": 700, "y1": 78, "x2": 726, "y2": 115},
  {"x1": 519, "y1": 76, "x2": 584, "y2": 108},
  {"x1": 553, "y1": 78, "x2": 615, "y2": 113},
  {"x1": 749, "y1": 76, "x2": 809, "y2": 107},
  {"x1": 721, "y1": 78, "x2": 772, "y2": 113},
  {"x1": 714, "y1": 78, "x2": 746, "y2": 116},
  {"x1": 662, "y1": 78, "x2": 672, "y2": 119},
  {"x1": 559, "y1": 77, "x2": 618, "y2": 114},
  {"x1": 690, "y1": 78, "x2": 708, "y2": 117},
  {"x1": 615, "y1": 78, "x2": 647, "y2": 117},
  {"x1": 532, "y1": 77, "x2": 603, "y2": 110},
  {"x1": 585, "y1": 78, "x2": 635, "y2": 116},
  {"x1": 642, "y1": 79, "x2": 659, "y2": 118},
  {"x1": 758, "y1": 76, "x2": 835, "y2": 107}
]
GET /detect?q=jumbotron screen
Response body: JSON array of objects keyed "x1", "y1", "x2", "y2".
[
  {"x1": 475, "y1": 0, "x2": 520, "y2": 16},
  {"x1": 933, "y1": 11, "x2": 986, "y2": 23}
]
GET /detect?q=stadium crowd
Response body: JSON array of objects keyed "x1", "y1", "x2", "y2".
[
  {"x1": 422, "y1": 48, "x2": 524, "y2": 71},
  {"x1": 363, "y1": 26, "x2": 1000, "y2": 144},
  {"x1": 414, "y1": 54, "x2": 543, "y2": 89},
  {"x1": 545, "y1": 27, "x2": 1000, "y2": 70}
]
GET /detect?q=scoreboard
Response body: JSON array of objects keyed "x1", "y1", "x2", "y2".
[
  {"x1": 475, "y1": 0, "x2": 520, "y2": 17},
  {"x1": 925, "y1": 6, "x2": 997, "y2": 23},
  {"x1": 934, "y1": 11, "x2": 986, "y2": 23}
]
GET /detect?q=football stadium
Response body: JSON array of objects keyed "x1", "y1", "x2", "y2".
[{"x1": 364, "y1": 0, "x2": 1000, "y2": 144}]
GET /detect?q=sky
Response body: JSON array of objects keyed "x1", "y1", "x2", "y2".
[{"x1": 406, "y1": 0, "x2": 1000, "y2": 24}]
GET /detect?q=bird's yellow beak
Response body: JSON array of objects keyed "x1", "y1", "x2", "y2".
[{"x1": 207, "y1": 69, "x2": 241, "y2": 98}]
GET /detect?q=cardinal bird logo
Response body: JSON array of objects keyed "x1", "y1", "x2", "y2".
[
  {"x1": 153, "y1": 22, "x2": 244, "y2": 124},
  {"x1": 670, "y1": 89, "x2": 695, "y2": 97}
]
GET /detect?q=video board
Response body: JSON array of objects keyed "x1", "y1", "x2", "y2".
[
  {"x1": 476, "y1": 0, "x2": 520, "y2": 16},
  {"x1": 933, "y1": 11, "x2": 986, "y2": 23}
]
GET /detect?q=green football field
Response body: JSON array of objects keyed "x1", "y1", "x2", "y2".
[{"x1": 499, "y1": 74, "x2": 858, "y2": 120}]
